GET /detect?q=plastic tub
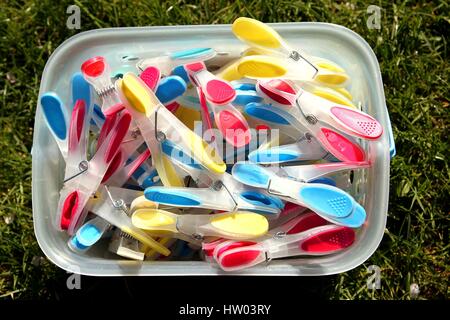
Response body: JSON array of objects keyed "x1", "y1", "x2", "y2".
[{"x1": 32, "y1": 22, "x2": 392, "y2": 276}]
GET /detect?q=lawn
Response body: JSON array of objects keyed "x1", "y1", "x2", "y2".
[{"x1": 0, "y1": 0, "x2": 448, "y2": 300}]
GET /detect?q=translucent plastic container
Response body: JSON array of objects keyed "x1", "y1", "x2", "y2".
[{"x1": 32, "y1": 23, "x2": 393, "y2": 276}]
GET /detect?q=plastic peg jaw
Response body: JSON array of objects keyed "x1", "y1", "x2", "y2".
[{"x1": 81, "y1": 56, "x2": 123, "y2": 113}]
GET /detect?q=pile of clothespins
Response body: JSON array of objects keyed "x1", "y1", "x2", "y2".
[{"x1": 39, "y1": 17, "x2": 383, "y2": 271}]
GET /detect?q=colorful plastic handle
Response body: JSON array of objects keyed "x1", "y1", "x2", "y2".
[
  {"x1": 69, "y1": 216, "x2": 110, "y2": 252},
  {"x1": 233, "y1": 89, "x2": 263, "y2": 106},
  {"x1": 236, "y1": 55, "x2": 318, "y2": 82},
  {"x1": 144, "y1": 183, "x2": 283, "y2": 215},
  {"x1": 71, "y1": 72, "x2": 91, "y2": 110},
  {"x1": 213, "y1": 103, "x2": 252, "y2": 148},
  {"x1": 297, "y1": 90, "x2": 383, "y2": 140},
  {"x1": 144, "y1": 187, "x2": 204, "y2": 207},
  {"x1": 132, "y1": 209, "x2": 269, "y2": 240},
  {"x1": 213, "y1": 224, "x2": 355, "y2": 271},
  {"x1": 40, "y1": 92, "x2": 69, "y2": 157},
  {"x1": 185, "y1": 62, "x2": 236, "y2": 105},
  {"x1": 140, "y1": 66, "x2": 161, "y2": 91},
  {"x1": 316, "y1": 127, "x2": 366, "y2": 162},
  {"x1": 231, "y1": 162, "x2": 356, "y2": 220},
  {"x1": 155, "y1": 75, "x2": 187, "y2": 105}
]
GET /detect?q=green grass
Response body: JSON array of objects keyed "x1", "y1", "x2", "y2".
[{"x1": 0, "y1": 0, "x2": 448, "y2": 299}]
